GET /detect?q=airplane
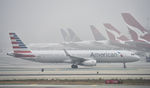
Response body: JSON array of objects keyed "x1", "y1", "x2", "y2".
[
  {"x1": 128, "y1": 28, "x2": 150, "y2": 49},
  {"x1": 89, "y1": 25, "x2": 121, "y2": 49},
  {"x1": 104, "y1": 23, "x2": 133, "y2": 47},
  {"x1": 65, "y1": 26, "x2": 121, "y2": 50},
  {"x1": 104, "y1": 23, "x2": 150, "y2": 61},
  {"x1": 61, "y1": 27, "x2": 120, "y2": 50},
  {"x1": 28, "y1": 29, "x2": 76, "y2": 50},
  {"x1": 104, "y1": 23, "x2": 130, "y2": 42},
  {"x1": 89, "y1": 24, "x2": 136, "y2": 50},
  {"x1": 121, "y1": 13, "x2": 150, "y2": 51},
  {"x1": 104, "y1": 23, "x2": 150, "y2": 52},
  {"x1": 28, "y1": 26, "x2": 118, "y2": 50},
  {"x1": 121, "y1": 13, "x2": 150, "y2": 62},
  {"x1": 7, "y1": 33, "x2": 140, "y2": 68}
]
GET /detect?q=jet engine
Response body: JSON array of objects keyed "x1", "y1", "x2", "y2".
[{"x1": 81, "y1": 59, "x2": 96, "y2": 66}]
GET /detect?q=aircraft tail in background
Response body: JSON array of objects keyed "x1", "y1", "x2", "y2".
[
  {"x1": 90, "y1": 25, "x2": 106, "y2": 41},
  {"x1": 121, "y1": 13, "x2": 147, "y2": 33},
  {"x1": 104, "y1": 23, "x2": 129, "y2": 42},
  {"x1": 121, "y1": 13, "x2": 150, "y2": 42},
  {"x1": 104, "y1": 23, "x2": 120, "y2": 35},
  {"x1": 128, "y1": 27, "x2": 139, "y2": 41},
  {"x1": 60, "y1": 29, "x2": 71, "y2": 42},
  {"x1": 8, "y1": 33, "x2": 35, "y2": 57},
  {"x1": 67, "y1": 28, "x2": 81, "y2": 42},
  {"x1": 105, "y1": 30, "x2": 116, "y2": 41},
  {"x1": 128, "y1": 27, "x2": 145, "y2": 42}
]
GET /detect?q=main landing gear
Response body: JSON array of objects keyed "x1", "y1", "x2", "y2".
[
  {"x1": 41, "y1": 68, "x2": 44, "y2": 72},
  {"x1": 71, "y1": 64, "x2": 78, "y2": 68}
]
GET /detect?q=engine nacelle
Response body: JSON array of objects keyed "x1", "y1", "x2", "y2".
[{"x1": 81, "y1": 59, "x2": 96, "y2": 66}]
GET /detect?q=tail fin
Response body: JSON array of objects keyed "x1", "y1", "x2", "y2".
[
  {"x1": 67, "y1": 28, "x2": 81, "y2": 42},
  {"x1": 105, "y1": 30, "x2": 116, "y2": 41},
  {"x1": 60, "y1": 29, "x2": 71, "y2": 42},
  {"x1": 122, "y1": 13, "x2": 150, "y2": 42},
  {"x1": 9, "y1": 33, "x2": 35, "y2": 57},
  {"x1": 90, "y1": 25, "x2": 106, "y2": 41},
  {"x1": 121, "y1": 13, "x2": 148, "y2": 33},
  {"x1": 140, "y1": 33, "x2": 150, "y2": 42},
  {"x1": 104, "y1": 23, "x2": 120, "y2": 35},
  {"x1": 128, "y1": 27, "x2": 139, "y2": 41},
  {"x1": 104, "y1": 23, "x2": 129, "y2": 41},
  {"x1": 128, "y1": 28, "x2": 144, "y2": 42}
]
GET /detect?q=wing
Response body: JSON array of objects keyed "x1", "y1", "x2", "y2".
[{"x1": 64, "y1": 49, "x2": 87, "y2": 64}]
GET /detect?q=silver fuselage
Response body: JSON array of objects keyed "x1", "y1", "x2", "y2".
[{"x1": 11, "y1": 50, "x2": 140, "y2": 64}]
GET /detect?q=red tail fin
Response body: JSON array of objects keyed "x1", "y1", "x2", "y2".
[
  {"x1": 90, "y1": 25, "x2": 106, "y2": 41},
  {"x1": 104, "y1": 23, "x2": 120, "y2": 35},
  {"x1": 106, "y1": 30, "x2": 116, "y2": 41},
  {"x1": 128, "y1": 28, "x2": 144, "y2": 42},
  {"x1": 121, "y1": 13, "x2": 147, "y2": 33},
  {"x1": 104, "y1": 23, "x2": 129, "y2": 41}
]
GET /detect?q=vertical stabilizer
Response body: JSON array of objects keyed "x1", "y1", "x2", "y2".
[
  {"x1": 106, "y1": 30, "x2": 116, "y2": 41},
  {"x1": 128, "y1": 27, "x2": 144, "y2": 42},
  {"x1": 104, "y1": 23, "x2": 129, "y2": 41},
  {"x1": 90, "y1": 25, "x2": 106, "y2": 41},
  {"x1": 122, "y1": 13, "x2": 150, "y2": 42},
  {"x1": 121, "y1": 13, "x2": 147, "y2": 33},
  {"x1": 60, "y1": 29, "x2": 70, "y2": 42},
  {"x1": 67, "y1": 28, "x2": 81, "y2": 42},
  {"x1": 104, "y1": 23, "x2": 120, "y2": 35},
  {"x1": 9, "y1": 33, "x2": 35, "y2": 57}
]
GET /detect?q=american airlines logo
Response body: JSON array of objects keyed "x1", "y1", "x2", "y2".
[{"x1": 90, "y1": 52, "x2": 118, "y2": 57}]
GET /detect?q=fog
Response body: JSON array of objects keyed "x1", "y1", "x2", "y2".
[{"x1": 0, "y1": 0, "x2": 150, "y2": 49}]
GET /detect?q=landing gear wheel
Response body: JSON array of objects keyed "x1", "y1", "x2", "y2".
[
  {"x1": 71, "y1": 64, "x2": 78, "y2": 68},
  {"x1": 41, "y1": 68, "x2": 44, "y2": 72}
]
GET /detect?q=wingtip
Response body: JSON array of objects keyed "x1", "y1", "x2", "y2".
[{"x1": 63, "y1": 49, "x2": 70, "y2": 56}]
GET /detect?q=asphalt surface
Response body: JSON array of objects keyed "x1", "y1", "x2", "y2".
[
  {"x1": 0, "y1": 85, "x2": 150, "y2": 88},
  {"x1": 0, "y1": 56, "x2": 150, "y2": 80}
]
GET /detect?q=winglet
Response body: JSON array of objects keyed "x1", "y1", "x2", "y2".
[{"x1": 63, "y1": 49, "x2": 70, "y2": 57}]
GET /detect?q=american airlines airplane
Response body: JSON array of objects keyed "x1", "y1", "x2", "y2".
[{"x1": 7, "y1": 33, "x2": 140, "y2": 68}]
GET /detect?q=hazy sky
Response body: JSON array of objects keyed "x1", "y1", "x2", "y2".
[{"x1": 0, "y1": 0, "x2": 150, "y2": 49}]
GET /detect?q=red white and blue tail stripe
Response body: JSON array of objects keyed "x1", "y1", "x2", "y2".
[{"x1": 9, "y1": 33, "x2": 35, "y2": 57}]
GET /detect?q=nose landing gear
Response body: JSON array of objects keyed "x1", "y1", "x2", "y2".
[
  {"x1": 41, "y1": 68, "x2": 44, "y2": 72},
  {"x1": 123, "y1": 62, "x2": 126, "y2": 68}
]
